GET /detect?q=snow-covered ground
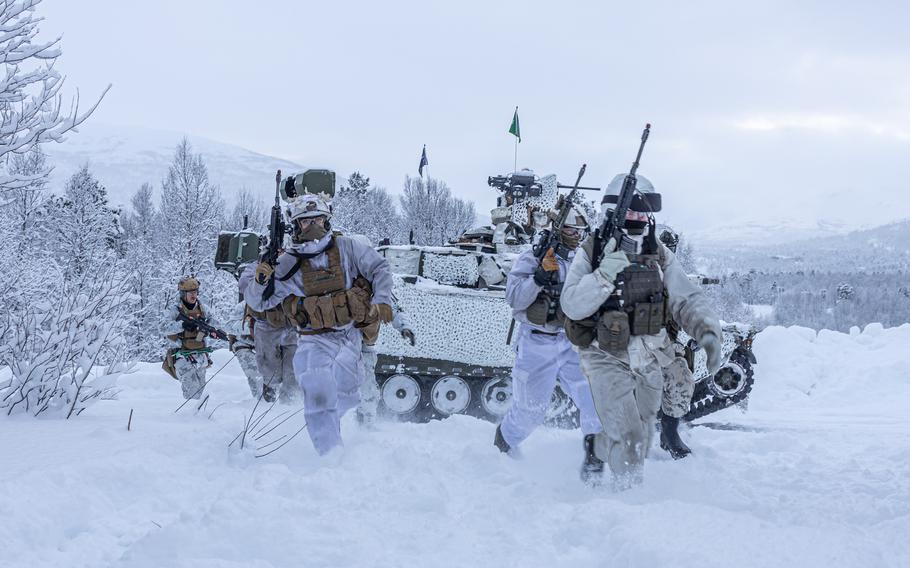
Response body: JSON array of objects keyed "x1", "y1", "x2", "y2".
[{"x1": 2, "y1": 325, "x2": 909, "y2": 568}]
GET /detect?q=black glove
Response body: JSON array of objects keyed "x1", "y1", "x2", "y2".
[
  {"x1": 533, "y1": 266, "x2": 555, "y2": 287},
  {"x1": 401, "y1": 328, "x2": 416, "y2": 346},
  {"x1": 182, "y1": 319, "x2": 199, "y2": 332}
]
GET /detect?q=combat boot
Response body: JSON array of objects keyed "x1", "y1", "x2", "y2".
[
  {"x1": 659, "y1": 413, "x2": 692, "y2": 459},
  {"x1": 262, "y1": 382, "x2": 277, "y2": 403},
  {"x1": 493, "y1": 424, "x2": 511, "y2": 454},
  {"x1": 580, "y1": 434, "x2": 605, "y2": 485}
]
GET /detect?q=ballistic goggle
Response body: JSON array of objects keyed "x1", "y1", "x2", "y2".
[{"x1": 601, "y1": 191, "x2": 662, "y2": 213}]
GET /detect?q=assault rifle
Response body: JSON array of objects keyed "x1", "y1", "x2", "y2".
[
  {"x1": 532, "y1": 163, "x2": 588, "y2": 264},
  {"x1": 592, "y1": 124, "x2": 652, "y2": 263},
  {"x1": 259, "y1": 169, "x2": 289, "y2": 300},
  {"x1": 177, "y1": 311, "x2": 230, "y2": 342}
]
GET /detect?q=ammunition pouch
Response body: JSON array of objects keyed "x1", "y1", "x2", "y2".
[
  {"x1": 596, "y1": 311, "x2": 631, "y2": 355},
  {"x1": 281, "y1": 281, "x2": 373, "y2": 332},
  {"x1": 564, "y1": 316, "x2": 597, "y2": 348}
]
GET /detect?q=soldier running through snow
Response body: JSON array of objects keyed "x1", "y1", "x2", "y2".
[
  {"x1": 493, "y1": 206, "x2": 605, "y2": 483},
  {"x1": 245, "y1": 193, "x2": 393, "y2": 455},
  {"x1": 561, "y1": 171, "x2": 722, "y2": 490}
]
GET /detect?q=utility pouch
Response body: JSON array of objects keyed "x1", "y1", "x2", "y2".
[
  {"x1": 316, "y1": 295, "x2": 337, "y2": 328},
  {"x1": 596, "y1": 310, "x2": 630, "y2": 355},
  {"x1": 332, "y1": 292, "x2": 352, "y2": 326},
  {"x1": 303, "y1": 296, "x2": 324, "y2": 329},
  {"x1": 564, "y1": 316, "x2": 597, "y2": 348},
  {"x1": 282, "y1": 295, "x2": 308, "y2": 327},
  {"x1": 346, "y1": 287, "x2": 370, "y2": 323},
  {"x1": 629, "y1": 300, "x2": 664, "y2": 336},
  {"x1": 525, "y1": 293, "x2": 551, "y2": 326}
]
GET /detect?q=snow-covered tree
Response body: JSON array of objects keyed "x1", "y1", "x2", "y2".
[
  {"x1": 333, "y1": 172, "x2": 402, "y2": 244},
  {"x1": 227, "y1": 186, "x2": 268, "y2": 232},
  {"x1": 4, "y1": 146, "x2": 48, "y2": 241},
  {"x1": 0, "y1": 264, "x2": 131, "y2": 417},
  {"x1": 399, "y1": 176, "x2": 475, "y2": 246},
  {"x1": 159, "y1": 138, "x2": 224, "y2": 284},
  {"x1": 42, "y1": 165, "x2": 121, "y2": 279},
  {"x1": 156, "y1": 138, "x2": 233, "y2": 336},
  {"x1": 0, "y1": 0, "x2": 107, "y2": 204},
  {"x1": 121, "y1": 183, "x2": 164, "y2": 359}
]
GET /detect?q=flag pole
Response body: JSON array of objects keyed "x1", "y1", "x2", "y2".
[{"x1": 513, "y1": 136, "x2": 518, "y2": 173}]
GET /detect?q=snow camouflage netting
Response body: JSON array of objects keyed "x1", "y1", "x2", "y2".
[
  {"x1": 511, "y1": 173, "x2": 557, "y2": 227},
  {"x1": 377, "y1": 274, "x2": 515, "y2": 368}
]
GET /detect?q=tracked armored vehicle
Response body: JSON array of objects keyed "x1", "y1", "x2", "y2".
[{"x1": 373, "y1": 172, "x2": 757, "y2": 424}]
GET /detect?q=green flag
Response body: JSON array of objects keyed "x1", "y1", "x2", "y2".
[{"x1": 508, "y1": 106, "x2": 520, "y2": 142}]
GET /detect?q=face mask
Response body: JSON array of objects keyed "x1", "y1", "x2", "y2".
[
  {"x1": 298, "y1": 223, "x2": 327, "y2": 242},
  {"x1": 559, "y1": 227, "x2": 583, "y2": 249}
]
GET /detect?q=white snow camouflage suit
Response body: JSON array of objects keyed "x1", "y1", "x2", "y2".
[
  {"x1": 560, "y1": 237, "x2": 720, "y2": 488},
  {"x1": 239, "y1": 267, "x2": 300, "y2": 402},
  {"x1": 499, "y1": 249, "x2": 602, "y2": 449},
  {"x1": 244, "y1": 232, "x2": 392, "y2": 455}
]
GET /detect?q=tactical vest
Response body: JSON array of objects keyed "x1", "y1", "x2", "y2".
[
  {"x1": 169, "y1": 301, "x2": 208, "y2": 351},
  {"x1": 563, "y1": 237, "x2": 668, "y2": 352},
  {"x1": 525, "y1": 287, "x2": 565, "y2": 327},
  {"x1": 278, "y1": 238, "x2": 376, "y2": 333}
]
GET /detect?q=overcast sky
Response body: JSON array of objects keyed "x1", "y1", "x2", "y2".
[{"x1": 40, "y1": 0, "x2": 910, "y2": 235}]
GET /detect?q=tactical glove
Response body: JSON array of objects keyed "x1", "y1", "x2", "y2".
[
  {"x1": 533, "y1": 266, "x2": 555, "y2": 287},
  {"x1": 400, "y1": 328, "x2": 416, "y2": 346},
  {"x1": 597, "y1": 239, "x2": 631, "y2": 283},
  {"x1": 255, "y1": 261, "x2": 275, "y2": 285},
  {"x1": 699, "y1": 332, "x2": 722, "y2": 375},
  {"x1": 375, "y1": 303, "x2": 394, "y2": 323},
  {"x1": 541, "y1": 247, "x2": 559, "y2": 272},
  {"x1": 533, "y1": 248, "x2": 560, "y2": 286}
]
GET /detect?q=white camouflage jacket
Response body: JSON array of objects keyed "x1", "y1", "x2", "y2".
[{"x1": 560, "y1": 236, "x2": 721, "y2": 366}]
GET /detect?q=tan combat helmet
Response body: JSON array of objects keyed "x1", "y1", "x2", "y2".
[{"x1": 178, "y1": 277, "x2": 200, "y2": 298}]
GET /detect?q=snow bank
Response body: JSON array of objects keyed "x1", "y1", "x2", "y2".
[
  {"x1": 749, "y1": 323, "x2": 910, "y2": 415},
  {"x1": 1, "y1": 327, "x2": 909, "y2": 567}
]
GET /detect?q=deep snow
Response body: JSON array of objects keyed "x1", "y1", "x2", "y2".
[{"x1": 2, "y1": 325, "x2": 909, "y2": 568}]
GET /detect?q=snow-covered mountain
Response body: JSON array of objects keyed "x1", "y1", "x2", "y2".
[
  {"x1": 688, "y1": 218, "x2": 857, "y2": 249},
  {"x1": 42, "y1": 123, "x2": 305, "y2": 208},
  {"x1": 696, "y1": 218, "x2": 910, "y2": 273}
]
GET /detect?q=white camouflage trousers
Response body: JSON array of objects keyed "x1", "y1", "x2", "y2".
[
  {"x1": 357, "y1": 346, "x2": 380, "y2": 425},
  {"x1": 293, "y1": 326, "x2": 364, "y2": 455},
  {"x1": 255, "y1": 324, "x2": 299, "y2": 402},
  {"x1": 175, "y1": 353, "x2": 209, "y2": 400},
  {"x1": 232, "y1": 339, "x2": 262, "y2": 398},
  {"x1": 500, "y1": 327, "x2": 602, "y2": 449},
  {"x1": 578, "y1": 343, "x2": 664, "y2": 489},
  {"x1": 662, "y1": 356, "x2": 695, "y2": 419}
]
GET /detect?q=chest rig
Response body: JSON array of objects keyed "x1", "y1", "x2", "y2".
[
  {"x1": 275, "y1": 237, "x2": 375, "y2": 333},
  {"x1": 565, "y1": 224, "x2": 668, "y2": 352},
  {"x1": 174, "y1": 301, "x2": 208, "y2": 351}
]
